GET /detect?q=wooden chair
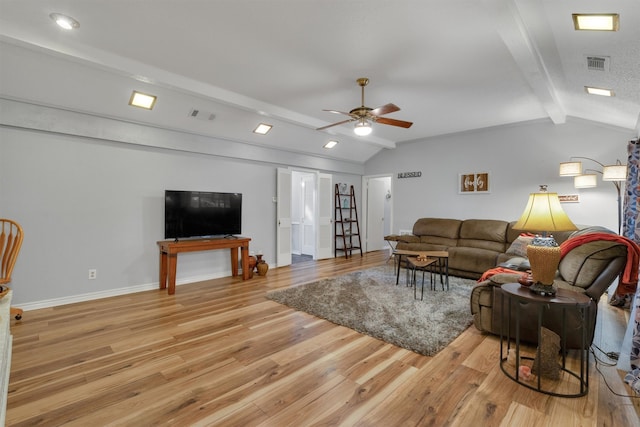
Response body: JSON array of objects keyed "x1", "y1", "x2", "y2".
[{"x1": 0, "y1": 219, "x2": 24, "y2": 320}]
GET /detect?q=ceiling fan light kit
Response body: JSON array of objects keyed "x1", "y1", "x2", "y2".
[
  {"x1": 354, "y1": 119, "x2": 372, "y2": 136},
  {"x1": 316, "y1": 77, "x2": 413, "y2": 136}
]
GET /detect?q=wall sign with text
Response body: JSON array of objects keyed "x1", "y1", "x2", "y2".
[{"x1": 397, "y1": 171, "x2": 422, "y2": 179}]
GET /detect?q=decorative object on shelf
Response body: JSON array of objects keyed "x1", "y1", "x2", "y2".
[
  {"x1": 559, "y1": 156, "x2": 627, "y2": 233},
  {"x1": 458, "y1": 172, "x2": 490, "y2": 194},
  {"x1": 257, "y1": 260, "x2": 269, "y2": 276},
  {"x1": 513, "y1": 185, "x2": 578, "y2": 296}
]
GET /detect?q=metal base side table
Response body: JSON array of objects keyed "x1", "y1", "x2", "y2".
[
  {"x1": 499, "y1": 283, "x2": 591, "y2": 397},
  {"x1": 406, "y1": 257, "x2": 437, "y2": 300},
  {"x1": 393, "y1": 249, "x2": 449, "y2": 290}
]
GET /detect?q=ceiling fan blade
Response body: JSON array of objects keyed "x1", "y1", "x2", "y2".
[
  {"x1": 375, "y1": 117, "x2": 413, "y2": 128},
  {"x1": 323, "y1": 109, "x2": 353, "y2": 117},
  {"x1": 316, "y1": 118, "x2": 355, "y2": 131},
  {"x1": 370, "y1": 103, "x2": 400, "y2": 117}
]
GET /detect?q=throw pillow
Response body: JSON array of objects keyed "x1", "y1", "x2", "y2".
[{"x1": 506, "y1": 234, "x2": 534, "y2": 257}]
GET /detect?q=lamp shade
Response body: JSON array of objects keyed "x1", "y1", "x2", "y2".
[
  {"x1": 513, "y1": 189, "x2": 577, "y2": 232},
  {"x1": 602, "y1": 164, "x2": 627, "y2": 181},
  {"x1": 513, "y1": 187, "x2": 577, "y2": 293},
  {"x1": 574, "y1": 174, "x2": 598, "y2": 188},
  {"x1": 559, "y1": 161, "x2": 582, "y2": 176}
]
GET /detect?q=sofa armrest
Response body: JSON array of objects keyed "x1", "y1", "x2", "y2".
[
  {"x1": 583, "y1": 256, "x2": 626, "y2": 301},
  {"x1": 470, "y1": 273, "x2": 523, "y2": 334},
  {"x1": 385, "y1": 234, "x2": 420, "y2": 244}
]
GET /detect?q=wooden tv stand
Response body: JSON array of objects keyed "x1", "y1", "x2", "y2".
[{"x1": 157, "y1": 236, "x2": 251, "y2": 295}]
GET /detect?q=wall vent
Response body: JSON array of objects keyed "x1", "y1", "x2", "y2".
[
  {"x1": 188, "y1": 109, "x2": 215, "y2": 121},
  {"x1": 586, "y1": 56, "x2": 610, "y2": 72}
]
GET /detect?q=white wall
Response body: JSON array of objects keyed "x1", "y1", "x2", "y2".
[
  {"x1": 365, "y1": 118, "x2": 635, "y2": 234},
  {"x1": 2, "y1": 105, "x2": 635, "y2": 310},
  {"x1": 0, "y1": 108, "x2": 362, "y2": 308}
]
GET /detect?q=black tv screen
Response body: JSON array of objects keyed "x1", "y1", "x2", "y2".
[{"x1": 164, "y1": 190, "x2": 242, "y2": 239}]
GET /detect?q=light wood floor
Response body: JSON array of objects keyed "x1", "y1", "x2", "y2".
[{"x1": 6, "y1": 251, "x2": 640, "y2": 426}]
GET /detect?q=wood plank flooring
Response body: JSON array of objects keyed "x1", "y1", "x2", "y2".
[{"x1": 5, "y1": 251, "x2": 640, "y2": 426}]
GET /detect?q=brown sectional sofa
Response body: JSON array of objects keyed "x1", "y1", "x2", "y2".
[
  {"x1": 387, "y1": 217, "x2": 629, "y2": 348},
  {"x1": 387, "y1": 217, "x2": 574, "y2": 279}
]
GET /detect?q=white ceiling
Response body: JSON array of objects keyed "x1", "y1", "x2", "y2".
[{"x1": 1, "y1": 0, "x2": 639, "y2": 163}]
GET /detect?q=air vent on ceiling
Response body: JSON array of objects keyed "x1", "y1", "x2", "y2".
[
  {"x1": 586, "y1": 56, "x2": 610, "y2": 72},
  {"x1": 188, "y1": 109, "x2": 216, "y2": 121}
]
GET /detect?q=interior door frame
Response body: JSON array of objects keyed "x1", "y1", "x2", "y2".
[
  {"x1": 279, "y1": 167, "x2": 333, "y2": 264},
  {"x1": 362, "y1": 174, "x2": 393, "y2": 253}
]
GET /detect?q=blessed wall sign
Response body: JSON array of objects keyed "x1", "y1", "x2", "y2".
[{"x1": 397, "y1": 171, "x2": 422, "y2": 179}]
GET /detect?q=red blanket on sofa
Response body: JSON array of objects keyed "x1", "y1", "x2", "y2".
[{"x1": 479, "y1": 233, "x2": 639, "y2": 295}]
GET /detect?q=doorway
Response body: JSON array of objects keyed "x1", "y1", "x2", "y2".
[
  {"x1": 363, "y1": 175, "x2": 392, "y2": 253},
  {"x1": 291, "y1": 171, "x2": 316, "y2": 263}
]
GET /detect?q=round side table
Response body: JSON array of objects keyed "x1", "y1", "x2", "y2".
[{"x1": 499, "y1": 282, "x2": 591, "y2": 397}]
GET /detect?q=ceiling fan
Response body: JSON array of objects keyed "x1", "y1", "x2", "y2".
[{"x1": 316, "y1": 77, "x2": 413, "y2": 136}]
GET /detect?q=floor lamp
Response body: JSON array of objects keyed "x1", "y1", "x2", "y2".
[{"x1": 559, "y1": 157, "x2": 627, "y2": 234}]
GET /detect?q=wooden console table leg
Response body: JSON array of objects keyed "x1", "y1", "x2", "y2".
[
  {"x1": 167, "y1": 254, "x2": 178, "y2": 295},
  {"x1": 241, "y1": 244, "x2": 250, "y2": 280},
  {"x1": 159, "y1": 251, "x2": 168, "y2": 290},
  {"x1": 230, "y1": 248, "x2": 239, "y2": 277}
]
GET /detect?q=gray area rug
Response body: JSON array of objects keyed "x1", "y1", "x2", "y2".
[{"x1": 266, "y1": 265, "x2": 476, "y2": 356}]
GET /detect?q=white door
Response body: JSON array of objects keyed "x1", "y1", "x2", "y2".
[
  {"x1": 291, "y1": 172, "x2": 303, "y2": 255},
  {"x1": 366, "y1": 177, "x2": 389, "y2": 252},
  {"x1": 276, "y1": 168, "x2": 292, "y2": 267},
  {"x1": 301, "y1": 174, "x2": 315, "y2": 255},
  {"x1": 316, "y1": 173, "x2": 333, "y2": 259}
]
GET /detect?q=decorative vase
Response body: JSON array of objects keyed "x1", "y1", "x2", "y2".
[
  {"x1": 248, "y1": 255, "x2": 257, "y2": 278},
  {"x1": 257, "y1": 261, "x2": 269, "y2": 276}
]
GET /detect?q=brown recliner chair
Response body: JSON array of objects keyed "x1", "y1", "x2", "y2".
[{"x1": 470, "y1": 238, "x2": 628, "y2": 349}]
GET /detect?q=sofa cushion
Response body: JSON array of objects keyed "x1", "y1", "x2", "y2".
[
  {"x1": 505, "y1": 234, "x2": 534, "y2": 257},
  {"x1": 412, "y1": 218, "x2": 461, "y2": 248},
  {"x1": 460, "y1": 219, "x2": 509, "y2": 241},
  {"x1": 397, "y1": 242, "x2": 448, "y2": 252},
  {"x1": 458, "y1": 219, "x2": 509, "y2": 253},
  {"x1": 488, "y1": 272, "x2": 524, "y2": 285},
  {"x1": 449, "y1": 246, "x2": 500, "y2": 275},
  {"x1": 559, "y1": 241, "x2": 627, "y2": 288},
  {"x1": 412, "y1": 218, "x2": 462, "y2": 239}
]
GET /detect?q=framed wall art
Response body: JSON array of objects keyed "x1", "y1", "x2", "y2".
[{"x1": 459, "y1": 172, "x2": 490, "y2": 194}]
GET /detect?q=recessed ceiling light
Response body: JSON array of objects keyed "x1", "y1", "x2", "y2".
[
  {"x1": 572, "y1": 14, "x2": 619, "y2": 31},
  {"x1": 324, "y1": 140, "x2": 338, "y2": 149},
  {"x1": 585, "y1": 86, "x2": 614, "y2": 97},
  {"x1": 49, "y1": 13, "x2": 80, "y2": 30},
  {"x1": 128, "y1": 91, "x2": 157, "y2": 109},
  {"x1": 253, "y1": 123, "x2": 272, "y2": 135}
]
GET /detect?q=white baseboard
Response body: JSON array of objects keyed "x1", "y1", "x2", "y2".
[{"x1": 17, "y1": 272, "x2": 230, "y2": 312}]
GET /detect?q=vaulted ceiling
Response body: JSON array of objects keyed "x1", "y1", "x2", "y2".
[{"x1": 1, "y1": 0, "x2": 639, "y2": 163}]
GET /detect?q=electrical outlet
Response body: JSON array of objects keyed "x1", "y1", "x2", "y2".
[{"x1": 88, "y1": 269, "x2": 97, "y2": 280}]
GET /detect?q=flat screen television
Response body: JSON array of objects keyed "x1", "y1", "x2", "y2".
[{"x1": 164, "y1": 190, "x2": 242, "y2": 239}]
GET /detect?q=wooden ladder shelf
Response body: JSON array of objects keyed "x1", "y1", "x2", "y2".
[{"x1": 334, "y1": 184, "x2": 362, "y2": 259}]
